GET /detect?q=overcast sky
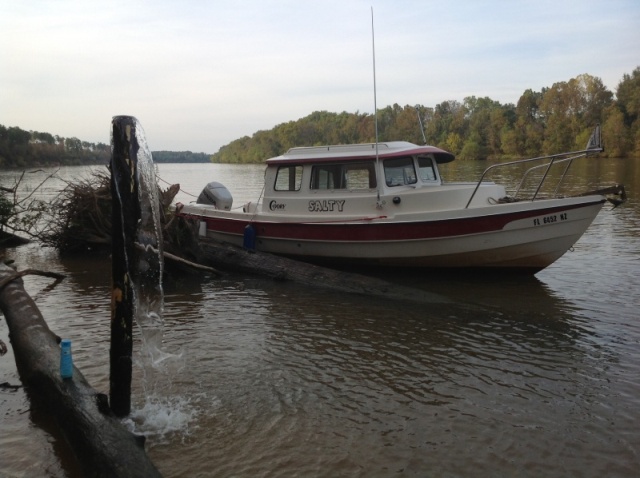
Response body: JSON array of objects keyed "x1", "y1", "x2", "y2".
[{"x1": 1, "y1": 1, "x2": 638, "y2": 153}]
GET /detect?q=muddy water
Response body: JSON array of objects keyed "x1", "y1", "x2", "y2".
[{"x1": 1, "y1": 158, "x2": 639, "y2": 477}]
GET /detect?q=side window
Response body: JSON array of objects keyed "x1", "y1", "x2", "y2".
[
  {"x1": 417, "y1": 156, "x2": 437, "y2": 181},
  {"x1": 384, "y1": 157, "x2": 417, "y2": 187},
  {"x1": 311, "y1": 162, "x2": 377, "y2": 190},
  {"x1": 311, "y1": 165, "x2": 344, "y2": 189},
  {"x1": 345, "y1": 163, "x2": 377, "y2": 190},
  {"x1": 274, "y1": 165, "x2": 302, "y2": 191}
]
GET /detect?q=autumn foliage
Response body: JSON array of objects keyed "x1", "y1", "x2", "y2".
[{"x1": 213, "y1": 69, "x2": 640, "y2": 162}]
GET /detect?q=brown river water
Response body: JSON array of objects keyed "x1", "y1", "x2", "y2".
[{"x1": 0, "y1": 158, "x2": 639, "y2": 477}]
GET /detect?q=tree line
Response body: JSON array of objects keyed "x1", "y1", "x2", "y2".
[
  {"x1": 0, "y1": 126, "x2": 111, "y2": 168},
  {"x1": 0, "y1": 126, "x2": 210, "y2": 168},
  {"x1": 212, "y1": 67, "x2": 640, "y2": 163},
  {"x1": 151, "y1": 151, "x2": 210, "y2": 163},
  {"x1": 3, "y1": 67, "x2": 638, "y2": 168}
]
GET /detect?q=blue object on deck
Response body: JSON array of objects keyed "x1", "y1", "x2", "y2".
[{"x1": 243, "y1": 224, "x2": 256, "y2": 252}]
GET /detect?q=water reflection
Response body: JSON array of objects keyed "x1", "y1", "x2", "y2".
[
  {"x1": 145, "y1": 272, "x2": 625, "y2": 477},
  {"x1": 3, "y1": 240, "x2": 632, "y2": 477},
  {"x1": 1, "y1": 159, "x2": 638, "y2": 477}
]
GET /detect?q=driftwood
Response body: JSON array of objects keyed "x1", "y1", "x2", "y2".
[
  {"x1": 41, "y1": 169, "x2": 181, "y2": 253},
  {"x1": 0, "y1": 230, "x2": 30, "y2": 246},
  {"x1": 0, "y1": 268, "x2": 65, "y2": 289},
  {"x1": 0, "y1": 263, "x2": 162, "y2": 477},
  {"x1": 190, "y1": 234, "x2": 453, "y2": 306},
  {"x1": 163, "y1": 249, "x2": 221, "y2": 275}
]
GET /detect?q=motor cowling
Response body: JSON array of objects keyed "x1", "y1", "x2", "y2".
[{"x1": 196, "y1": 181, "x2": 233, "y2": 210}]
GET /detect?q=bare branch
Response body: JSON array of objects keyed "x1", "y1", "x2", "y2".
[
  {"x1": 0, "y1": 268, "x2": 65, "y2": 290},
  {"x1": 17, "y1": 168, "x2": 60, "y2": 205}
]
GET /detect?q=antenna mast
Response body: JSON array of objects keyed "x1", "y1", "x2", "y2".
[
  {"x1": 371, "y1": 7, "x2": 382, "y2": 207},
  {"x1": 416, "y1": 105, "x2": 427, "y2": 144},
  {"x1": 371, "y1": 7, "x2": 379, "y2": 150}
]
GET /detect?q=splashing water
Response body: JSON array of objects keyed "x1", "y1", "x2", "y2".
[
  {"x1": 126, "y1": 118, "x2": 194, "y2": 436},
  {"x1": 130, "y1": 119, "x2": 179, "y2": 366},
  {"x1": 124, "y1": 394, "x2": 204, "y2": 443}
]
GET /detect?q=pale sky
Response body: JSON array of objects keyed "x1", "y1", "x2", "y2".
[{"x1": 1, "y1": 1, "x2": 638, "y2": 153}]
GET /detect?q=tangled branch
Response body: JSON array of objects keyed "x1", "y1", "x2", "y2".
[
  {"x1": 0, "y1": 169, "x2": 57, "y2": 244},
  {"x1": 39, "y1": 170, "x2": 113, "y2": 252}
]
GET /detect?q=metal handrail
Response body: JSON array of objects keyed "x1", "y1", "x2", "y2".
[
  {"x1": 464, "y1": 146, "x2": 603, "y2": 209},
  {"x1": 513, "y1": 152, "x2": 585, "y2": 199}
]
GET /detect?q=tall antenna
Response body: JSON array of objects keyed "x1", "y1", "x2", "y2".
[
  {"x1": 416, "y1": 105, "x2": 427, "y2": 144},
  {"x1": 371, "y1": 7, "x2": 382, "y2": 207},
  {"x1": 371, "y1": 7, "x2": 379, "y2": 150}
]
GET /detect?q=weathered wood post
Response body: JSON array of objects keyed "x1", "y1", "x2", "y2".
[{"x1": 109, "y1": 116, "x2": 141, "y2": 417}]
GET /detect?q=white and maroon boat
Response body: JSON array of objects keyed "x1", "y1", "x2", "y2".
[{"x1": 176, "y1": 130, "x2": 624, "y2": 273}]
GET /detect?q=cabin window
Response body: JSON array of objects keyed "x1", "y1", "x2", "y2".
[
  {"x1": 417, "y1": 155, "x2": 437, "y2": 181},
  {"x1": 311, "y1": 164, "x2": 343, "y2": 189},
  {"x1": 310, "y1": 162, "x2": 376, "y2": 190},
  {"x1": 384, "y1": 157, "x2": 417, "y2": 187},
  {"x1": 274, "y1": 165, "x2": 303, "y2": 191}
]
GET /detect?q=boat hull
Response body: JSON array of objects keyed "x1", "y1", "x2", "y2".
[{"x1": 181, "y1": 196, "x2": 605, "y2": 272}]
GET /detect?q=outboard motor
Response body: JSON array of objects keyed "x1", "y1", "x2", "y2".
[{"x1": 196, "y1": 181, "x2": 233, "y2": 210}]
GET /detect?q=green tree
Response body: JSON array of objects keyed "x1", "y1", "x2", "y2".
[
  {"x1": 444, "y1": 132, "x2": 464, "y2": 155},
  {"x1": 7, "y1": 126, "x2": 31, "y2": 146},
  {"x1": 460, "y1": 131, "x2": 485, "y2": 160},
  {"x1": 616, "y1": 67, "x2": 640, "y2": 126},
  {"x1": 208, "y1": 68, "x2": 638, "y2": 163},
  {"x1": 615, "y1": 66, "x2": 640, "y2": 156},
  {"x1": 424, "y1": 100, "x2": 467, "y2": 150},
  {"x1": 460, "y1": 96, "x2": 503, "y2": 159},
  {"x1": 500, "y1": 127, "x2": 519, "y2": 157},
  {"x1": 381, "y1": 104, "x2": 425, "y2": 144},
  {"x1": 576, "y1": 73, "x2": 613, "y2": 127},
  {"x1": 514, "y1": 89, "x2": 545, "y2": 156},
  {"x1": 540, "y1": 74, "x2": 613, "y2": 153},
  {"x1": 65, "y1": 137, "x2": 82, "y2": 154},
  {"x1": 33, "y1": 131, "x2": 56, "y2": 144},
  {"x1": 601, "y1": 106, "x2": 628, "y2": 157}
]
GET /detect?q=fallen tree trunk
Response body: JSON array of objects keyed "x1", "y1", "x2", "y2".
[
  {"x1": 0, "y1": 230, "x2": 30, "y2": 246},
  {"x1": 0, "y1": 263, "x2": 162, "y2": 478},
  {"x1": 194, "y1": 235, "x2": 453, "y2": 306}
]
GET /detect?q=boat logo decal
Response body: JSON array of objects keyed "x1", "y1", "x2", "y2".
[
  {"x1": 269, "y1": 200, "x2": 287, "y2": 211},
  {"x1": 308, "y1": 199, "x2": 345, "y2": 213}
]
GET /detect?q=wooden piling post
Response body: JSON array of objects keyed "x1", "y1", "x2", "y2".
[{"x1": 109, "y1": 116, "x2": 141, "y2": 417}]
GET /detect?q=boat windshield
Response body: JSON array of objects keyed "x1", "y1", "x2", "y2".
[
  {"x1": 417, "y1": 155, "x2": 437, "y2": 181},
  {"x1": 384, "y1": 157, "x2": 417, "y2": 187},
  {"x1": 310, "y1": 162, "x2": 377, "y2": 190}
]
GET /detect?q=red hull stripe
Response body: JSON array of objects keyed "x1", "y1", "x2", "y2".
[{"x1": 183, "y1": 200, "x2": 602, "y2": 242}]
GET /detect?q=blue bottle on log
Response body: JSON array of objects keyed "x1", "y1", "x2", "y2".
[{"x1": 60, "y1": 339, "x2": 73, "y2": 379}]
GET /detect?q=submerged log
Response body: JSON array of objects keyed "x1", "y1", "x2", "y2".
[
  {"x1": 0, "y1": 230, "x2": 30, "y2": 247},
  {"x1": 197, "y1": 236, "x2": 452, "y2": 305},
  {"x1": 0, "y1": 264, "x2": 162, "y2": 477},
  {"x1": 163, "y1": 213, "x2": 453, "y2": 305}
]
